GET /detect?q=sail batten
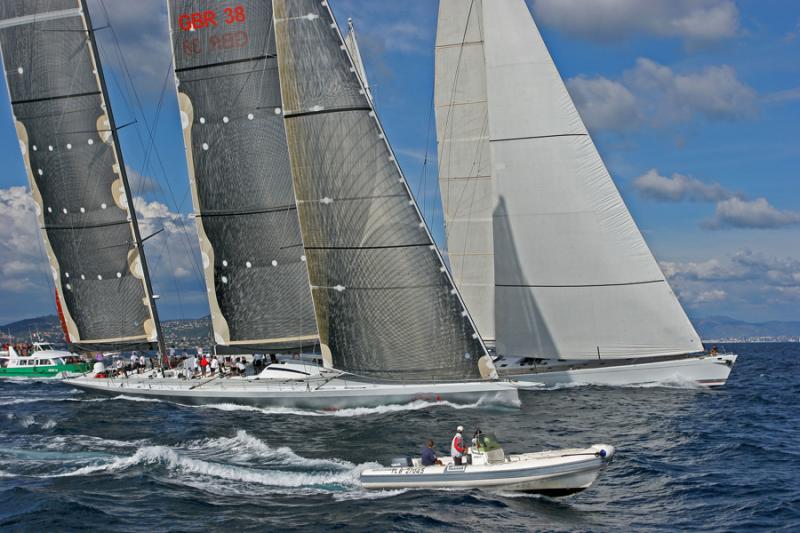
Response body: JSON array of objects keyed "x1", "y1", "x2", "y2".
[
  {"x1": 0, "y1": 0, "x2": 158, "y2": 352},
  {"x1": 169, "y1": 0, "x2": 318, "y2": 351},
  {"x1": 272, "y1": 0, "x2": 495, "y2": 381}
]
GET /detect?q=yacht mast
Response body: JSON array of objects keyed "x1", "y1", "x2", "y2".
[{"x1": 81, "y1": 0, "x2": 168, "y2": 364}]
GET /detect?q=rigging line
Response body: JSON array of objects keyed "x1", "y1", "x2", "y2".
[
  {"x1": 441, "y1": 0, "x2": 477, "y2": 244},
  {"x1": 97, "y1": 0, "x2": 204, "y2": 291}
]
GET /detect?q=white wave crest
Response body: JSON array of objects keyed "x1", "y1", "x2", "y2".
[
  {"x1": 187, "y1": 430, "x2": 353, "y2": 469},
  {"x1": 198, "y1": 396, "x2": 517, "y2": 418},
  {"x1": 51, "y1": 442, "x2": 374, "y2": 490}
]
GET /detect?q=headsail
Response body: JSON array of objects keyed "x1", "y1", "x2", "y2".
[
  {"x1": 343, "y1": 18, "x2": 372, "y2": 104},
  {"x1": 272, "y1": 0, "x2": 496, "y2": 381},
  {"x1": 477, "y1": 0, "x2": 701, "y2": 359},
  {"x1": 0, "y1": 1, "x2": 160, "y2": 352},
  {"x1": 168, "y1": 0, "x2": 318, "y2": 351},
  {"x1": 435, "y1": 0, "x2": 495, "y2": 344}
]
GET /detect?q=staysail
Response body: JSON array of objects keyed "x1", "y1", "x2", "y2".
[
  {"x1": 435, "y1": 0, "x2": 495, "y2": 344},
  {"x1": 168, "y1": 0, "x2": 318, "y2": 351},
  {"x1": 0, "y1": 1, "x2": 160, "y2": 352},
  {"x1": 272, "y1": 0, "x2": 496, "y2": 381},
  {"x1": 343, "y1": 18, "x2": 372, "y2": 104},
  {"x1": 437, "y1": 0, "x2": 703, "y2": 360}
]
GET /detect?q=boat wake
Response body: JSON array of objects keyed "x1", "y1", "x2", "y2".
[
  {"x1": 7, "y1": 430, "x2": 384, "y2": 496},
  {"x1": 197, "y1": 395, "x2": 520, "y2": 418}
]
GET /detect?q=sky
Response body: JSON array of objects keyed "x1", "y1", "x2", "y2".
[{"x1": 0, "y1": 0, "x2": 798, "y2": 326}]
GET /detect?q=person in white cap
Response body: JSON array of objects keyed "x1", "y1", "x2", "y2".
[{"x1": 451, "y1": 425, "x2": 467, "y2": 465}]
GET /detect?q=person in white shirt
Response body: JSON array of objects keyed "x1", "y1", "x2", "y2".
[
  {"x1": 138, "y1": 354, "x2": 146, "y2": 374},
  {"x1": 236, "y1": 358, "x2": 246, "y2": 376},
  {"x1": 210, "y1": 356, "x2": 219, "y2": 376},
  {"x1": 130, "y1": 353, "x2": 137, "y2": 371}
]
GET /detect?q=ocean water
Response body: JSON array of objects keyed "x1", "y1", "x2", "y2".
[{"x1": 0, "y1": 343, "x2": 798, "y2": 532}]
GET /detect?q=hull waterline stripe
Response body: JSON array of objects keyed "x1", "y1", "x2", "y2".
[{"x1": 496, "y1": 279, "x2": 665, "y2": 289}]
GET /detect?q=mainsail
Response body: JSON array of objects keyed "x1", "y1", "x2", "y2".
[
  {"x1": 0, "y1": 0, "x2": 160, "y2": 352},
  {"x1": 272, "y1": 0, "x2": 496, "y2": 381},
  {"x1": 169, "y1": 0, "x2": 318, "y2": 351},
  {"x1": 435, "y1": 0, "x2": 495, "y2": 344},
  {"x1": 437, "y1": 0, "x2": 703, "y2": 360}
]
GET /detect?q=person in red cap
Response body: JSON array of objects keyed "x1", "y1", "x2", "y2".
[{"x1": 451, "y1": 425, "x2": 467, "y2": 465}]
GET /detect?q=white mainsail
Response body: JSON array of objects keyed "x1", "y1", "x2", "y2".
[
  {"x1": 437, "y1": 0, "x2": 702, "y2": 360},
  {"x1": 435, "y1": 0, "x2": 495, "y2": 343}
]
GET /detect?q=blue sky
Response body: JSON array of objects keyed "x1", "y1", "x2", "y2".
[{"x1": 0, "y1": 0, "x2": 798, "y2": 325}]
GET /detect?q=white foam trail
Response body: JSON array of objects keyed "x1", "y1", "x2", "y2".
[
  {"x1": 41, "y1": 419, "x2": 57, "y2": 429},
  {"x1": 0, "y1": 469, "x2": 15, "y2": 478},
  {"x1": 50, "y1": 444, "x2": 375, "y2": 490},
  {"x1": 19, "y1": 415, "x2": 36, "y2": 428},
  {"x1": 333, "y1": 489, "x2": 408, "y2": 501},
  {"x1": 198, "y1": 396, "x2": 517, "y2": 418},
  {"x1": 187, "y1": 430, "x2": 353, "y2": 469}
]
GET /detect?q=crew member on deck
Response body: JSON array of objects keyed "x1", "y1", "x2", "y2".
[
  {"x1": 421, "y1": 439, "x2": 442, "y2": 466},
  {"x1": 451, "y1": 425, "x2": 467, "y2": 465}
]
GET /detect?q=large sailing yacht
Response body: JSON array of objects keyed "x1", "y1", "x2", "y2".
[
  {"x1": 46, "y1": 0, "x2": 518, "y2": 408},
  {"x1": 435, "y1": 0, "x2": 736, "y2": 387}
]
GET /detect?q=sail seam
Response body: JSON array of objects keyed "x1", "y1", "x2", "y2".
[
  {"x1": 283, "y1": 106, "x2": 371, "y2": 119},
  {"x1": 305, "y1": 243, "x2": 431, "y2": 251},
  {"x1": 174, "y1": 54, "x2": 274, "y2": 73},
  {"x1": 11, "y1": 90, "x2": 101, "y2": 105},
  {"x1": 197, "y1": 205, "x2": 296, "y2": 217},
  {"x1": 491, "y1": 133, "x2": 588, "y2": 143},
  {"x1": 497, "y1": 280, "x2": 666, "y2": 288},
  {"x1": 43, "y1": 220, "x2": 129, "y2": 230}
]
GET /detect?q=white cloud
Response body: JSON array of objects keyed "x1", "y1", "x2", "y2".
[
  {"x1": 568, "y1": 59, "x2": 756, "y2": 132},
  {"x1": 660, "y1": 258, "x2": 748, "y2": 282},
  {"x1": 0, "y1": 187, "x2": 55, "y2": 322},
  {"x1": 87, "y1": 0, "x2": 172, "y2": 95},
  {"x1": 763, "y1": 87, "x2": 800, "y2": 104},
  {"x1": 532, "y1": 0, "x2": 740, "y2": 46},
  {"x1": 703, "y1": 197, "x2": 800, "y2": 230},
  {"x1": 567, "y1": 77, "x2": 641, "y2": 131},
  {"x1": 664, "y1": 250, "x2": 800, "y2": 315},
  {"x1": 633, "y1": 169, "x2": 733, "y2": 202}
]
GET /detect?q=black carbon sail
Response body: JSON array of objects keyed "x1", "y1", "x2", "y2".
[
  {"x1": 272, "y1": 0, "x2": 497, "y2": 381},
  {"x1": 0, "y1": 0, "x2": 161, "y2": 352},
  {"x1": 168, "y1": 0, "x2": 318, "y2": 351}
]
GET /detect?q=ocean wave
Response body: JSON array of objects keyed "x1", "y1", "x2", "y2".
[
  {"x1": 186, "y1": 430, "x2": 353, "y2": 469},
  {"x1": 47, "y1": 432, "x2": 376, "y2": 491}
]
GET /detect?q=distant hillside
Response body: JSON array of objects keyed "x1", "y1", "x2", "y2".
[
  {"x1": 692, "y1": 316, "x2": 800, "y2": 340},
  {"x1": 1, "y1": 315, "x2": 212, "y2": 348}
]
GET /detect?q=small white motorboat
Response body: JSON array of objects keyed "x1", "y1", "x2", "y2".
[{"x1": 360, "y1": 434, "x2": 615, "y2": 496}]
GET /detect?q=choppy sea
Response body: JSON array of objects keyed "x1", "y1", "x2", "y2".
[{"x1": 1, "y1": 343, "x2": 798, "y2": 532}]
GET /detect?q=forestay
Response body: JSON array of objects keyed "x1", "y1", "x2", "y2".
[
  {"x1": 435, "y1": 0, "x2": 495, "y2": 343},
  {"x1": 272, "y1": 0, "x2": 496, "y2": 381},
  {"x1": 169, "y1": 0, "x2": 318, "y2": 351},
  {"x1": 481, "y1": 0, "x2": 702, "y2": 359},
  {"x1": 0, "y1": 1, "x2": 158, "y2": 351}
]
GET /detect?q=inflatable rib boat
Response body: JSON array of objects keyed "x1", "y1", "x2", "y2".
[{"x1": 360, "y1": 435, "x2": 615, "y2": 496}]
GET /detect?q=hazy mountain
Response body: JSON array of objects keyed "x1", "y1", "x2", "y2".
[{"x1": 692, "y1": 316, "x2": 800, "y2": 340}]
